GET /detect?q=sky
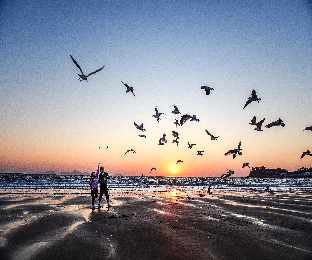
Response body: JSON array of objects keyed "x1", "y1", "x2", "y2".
[{"x1": 1, "y1": 0, "x2": 312, "y2": 177}]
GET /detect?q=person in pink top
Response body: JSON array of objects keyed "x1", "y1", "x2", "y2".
[{"x1": 89, "y1": 171, "x2": 99, "y2": 210}]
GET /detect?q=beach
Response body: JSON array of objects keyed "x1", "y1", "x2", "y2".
[{"x1": 0, "y1": 188, "x2": 311, "y2": 260}]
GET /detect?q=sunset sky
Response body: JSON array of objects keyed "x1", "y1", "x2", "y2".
[{"x1": 1, "y1": 0, "x2": 312, "y2": 177}]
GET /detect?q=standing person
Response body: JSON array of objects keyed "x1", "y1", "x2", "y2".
[
  {"x1": 89, "y1": 171, "x2": 99, "y2": 211},
  {"x1": 98, "y1": 165, "x2": 111, "y2": 209}
]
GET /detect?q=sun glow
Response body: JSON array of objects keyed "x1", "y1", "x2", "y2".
[{"x1": 171, "y1": 168, "x2": 176, "y2": 173}]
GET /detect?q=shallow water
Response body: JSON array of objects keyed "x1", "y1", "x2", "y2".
[{"x1": 0, "y1": 173, "x2": 311, "y2": 191}]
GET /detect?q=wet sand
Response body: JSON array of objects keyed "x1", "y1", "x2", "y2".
[{"x1": 0, "y1": 188, "x2": 311, "y2": 260}]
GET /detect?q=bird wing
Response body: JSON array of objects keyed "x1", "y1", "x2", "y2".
[
  {"x1": 86, "y1": 65, "x2": 105, "y2": 77},
  {"x1": 205, "y1": 129, "x2": 212, "y2": 137},
  {"x1": 243, "y1": 99, "x2": 252, "y2": 109},
  {"x1": 70, "y1": 55, "x2": 84, "y2": 74},
  {"x1": 134, "y1": 122, "x2": 139, "y2": 129}
]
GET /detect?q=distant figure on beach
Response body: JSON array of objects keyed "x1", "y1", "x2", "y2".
[
  {"x1": 208, "y1": 185, "x2": 212, "y2": 194},
  {"x1": 98, "y1": 165, "x2": 111, "y2": 209},
  {"x1": 265, "y1": 185, "x2": 270, "y2": 192},
  {"x1": 89, "y1": 172, "x2": 99, "y2": 211}
]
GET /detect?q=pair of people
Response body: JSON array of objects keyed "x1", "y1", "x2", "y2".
[{"x1": 89, "y1": 165, "x2": 111, "y2": 210}]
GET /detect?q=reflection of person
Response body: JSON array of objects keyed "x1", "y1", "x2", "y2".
[
  {"x1": 98, "y1": 165, "x2": 111, "y2": 209},
  {"x1": 89, "y1": 172, "x2": 98, "y2": 211}
]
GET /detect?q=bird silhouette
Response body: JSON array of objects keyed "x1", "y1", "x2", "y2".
[
  {"x1": 70, "y1": 55, "x2": 104, "y2": 81},
  {"x1": 158, "y1": 134, "x2": 167, "y2": 145},
  {"x1": 172, "y1": 105, "x2": 181, "y2": 114},
  {"x1": 197, "y1": 151, "x2": 204, "y2": 156},
  {"x1": 125, "y1": 149, "x2": 136, "y2": 154},
  {"x1": 176, "y1": 160, "x2": 183, "y2": 164},
  {"x1": 243, "y1": 89, "x2": 261, "y2": 109},
  {"x1": 225, "y1": 141, "x2": 242, "y2": 159},
  {"x1": 254, "y1": 118, "x2": 265, "y2": 131},
  {"x1": 265, "y1": 118, "x2": 285, "y2": 128},
  {"x1": 121, "y1": 81, "x2": 135, "y2": 96},
  {"x1": 300, "y1": 150, "x2": 311, "y2": 159},
  {"x1": 134, "y1": 122, "x2": 146, "y2": 131},
  {"x1": 201, "y1": 86, "x2": 214, "y2": 95},
  {"x1": 187, "y1": 142, "x2": 196, "y2": 149},
  {"x1": 205, "y1": 129, "x2": 219, "y2": 140},
  {"x1": 180, "y1": 114, "x2": 192, "y2": 126},
  {"x1": 153, "y1": 107, "x2": 164, "y2": 122}
]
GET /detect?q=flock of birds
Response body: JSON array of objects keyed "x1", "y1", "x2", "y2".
[{"x1": 71, "y1": 55, "x2": 312, "y2": 176}]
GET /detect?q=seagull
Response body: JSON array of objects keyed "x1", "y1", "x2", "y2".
[
  {"x1": 172, "y1": 138, "x2": 179, "y2": 146},
  {"x1": 153, "y1": 107, "x2": 164, "y2": 122},
  {"x1": 243, "y1": 89, "x2": 261, "y2": 109},
  {"x1": 242, "y1": 163, "x2": 250, "y2": 168},
  {"x1": 249, "y1": 116, "x2": 257, "y2": 125},
  {"x1": 125, "y1": 149, "x2": 136, "y2": 154},
  {"x1": 174, "y1": 119, "x2": 180, "y2": 128},
  {"x1": 190, "y1": 115, "x2": 200, "y2": 122},
  {"x1": 134, "y1": 122, "x2": 146, "y2": 131},
  {"x1": 150, "y1": 167, "x2": 156, "y2": 173},
  {"x1": 221, "y1": 170, "x2": 234, "y2": 180},
  {"x1": 301, "y1": 150, "x2": 311, "y2": 159},
  {"x1": 224, "y1": 141, "x2": 242, "y2": 159},
  {"x1": 187, "y1": 142, "x2": 196, "y2": 149},
  {"x1": 180, "y1": 114, "x2": 192, "y2": 126},
  {"x1": 172, "y1": 105, "x2": 181, "y2": 114},
  {"x1": 205, "y1": 129, "x2": 219, "y2": 140},
  {"x1": 138, "y1": 135, "x2": 146, "y2": 138},
  {"x1": 172, "y1": 131, "x2": 179, "y2": 139},
  {"x1": 254, "y1": 118, "x2": 265, "y2": 131},
  {"x1": 197, "y1": 151, "x2": 204, "y2": 156},
  {"x1": 304, "y1": 126, "x2": 312, "y2": 131},
  {"x1": 176, "y1": 160, "x2": 183, "y2": 164},
  {"x1": 201, "y1": 86, "x2": 214, "y2": 95},
  {"x1": 121, "y1": 81, "x2": 135, "y2": 96},
  {"x1": 158, "y1": 134, "x2": 167, "y2": 145},
  {"x1": 70, "y1": 55, "x2": 105, "y2": 82},
  {"x1": 265, "y1": 118, "x2": 285, "y2": 128}
]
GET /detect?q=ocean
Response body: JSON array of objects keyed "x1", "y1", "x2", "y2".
[{"x1": 1, "y1": 173, "x2": 311, "y2": 192}]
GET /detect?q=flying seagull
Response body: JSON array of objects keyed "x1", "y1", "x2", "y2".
[
  {"x1": 300, "y1": 150, "x2": 311, "y2": 159},
  {"x1": 180, "y1": 114, "x2": 192, "y2": 126},
  {"x1": 254, "y1": 118, "x2": 265, "y2": 131},
  {"x1": 70, "y1": 55, "x2": 104, "y2": 82},
  {"x1": 205, "y1": 129, "x2": 219, "y2": 140},
  {"x1": 187, "y1": 142, "x2": 196, "y2": 149},
  {"x1": 242, "y1": 163, "x2": 250, "y2": 168},
  {"x1": 153, "y1": 107, "x2": 164, "y2": 122},
  {"x1": 197, "y1": 151, "x2": 204, "y2": 156},
  {"x1": 190, "y1": 115, "x2": 200, "y2": 122},
  {"x1": 121, "y1": 81, "x2": 135, "y2": 96},
  {"x1": 172, "y1": 105, "x2": 181, "y2": 114},
  {"x1": 304, "y1": 126, "x2": 312, "y2": 131},
  {"x1": 221, "y1": 170, "x2": 234, "y2": 180},
  {"x1": 150, "y1": 167, "x2": 156, "y2": 173},
  {"x1": 172, "y1": 131, "x2": 179, "y2": 139},
  {"x1": 224, "y1": 141, "x2": 242, "y2": 159},
  {"x1": 174, "y1": 119, "x2": 180, "y2": 128},
  {"x1": 176, "y1": 160, "x2": 183, "y2": 164},
  {"x1": 158, "y1": 134, "x2": 167, "y2": 145},
  {"x1": 172, "y1": 138, "x2": 179, "y2": 146},
  {"x1": 243, "y1": 89, "x2": 261, "y2": 109},
  {"x1": 125, "y1": 149, "x2": 136, "y2": 154},
  {"x1": 265, "y1": 118, "x2": 285, "y2": 128},
  {"x1": 201, "y1": 86, "x2": 214, "y2": 95},
  {"x1": 134, "y1": 122, "x2": 146, "y2": 131},
  {"x1": 138, "y1": 135, "x2": 146, "y2": 138}
]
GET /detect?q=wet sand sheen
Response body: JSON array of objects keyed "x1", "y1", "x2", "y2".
[{"x1": 0, "y1": 189, "x2": 311, "y2": 260}]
